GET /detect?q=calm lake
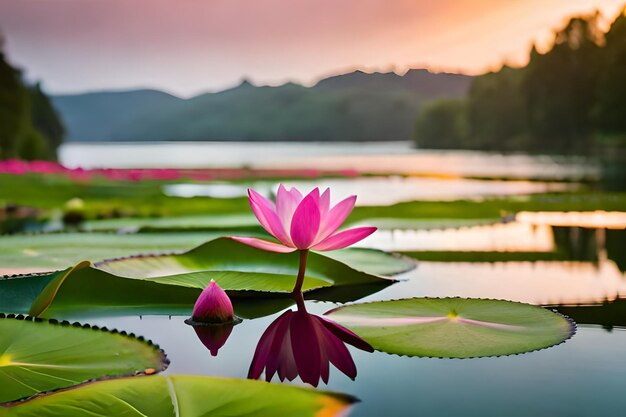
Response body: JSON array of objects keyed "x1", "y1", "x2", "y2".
[
  {"x1": 78, "y1": 222, "x2": 625, "y2": 417},
  {"x1": 25, "y1": 141, "x2": 624, "y2": 416},
  {"x1": 59, "y1": 141, "x2": 599, "y2": 180}
]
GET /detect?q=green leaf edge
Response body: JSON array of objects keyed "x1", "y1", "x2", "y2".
[
  {"x1": 0, "y1": 313, "x2": 170, "y2": 406},
  {"x1": 324, "y1": 296, "x2": 578, "y2": 359},
  {"x1": 28, "y1": 261, "x2": 92, "y2": 317},
  {"x1": 324, "y1": 247, "x2": 417, "y2": 276},
  {"x1": 1, "y1": 237, "x2": 399, "y2": 317},
  {"x1": 0, "y1": 374, "x2": 359, "y2": 415},
  {"x1": 26, "y1": 264, "x2": 330, "y2": 318}
]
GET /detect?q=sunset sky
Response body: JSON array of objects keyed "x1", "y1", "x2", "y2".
[{"x1": 0, "y1": 0, "x2": 624, "y2": 97}]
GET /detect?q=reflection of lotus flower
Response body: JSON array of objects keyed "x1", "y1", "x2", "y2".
[
  {"x1": 233, "y1": 185, "x2": 376, "y2": 253},
  {"x1": 190, "y1": 279, "x2": 235, "y2": 323},
  {"x1": 191, "y1": 323, "x2": 234, "y2": 356},
  {"x1": 248, "y1": 309, "x2": 374, "y2": 387}
]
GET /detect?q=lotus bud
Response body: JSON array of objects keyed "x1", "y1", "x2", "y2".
[
  {"x1": 62, "y1": 197, "x2": 85, "y2": 227},
  {"x1": 190, "y1": 279, "x2": 235, "y2": 324}
]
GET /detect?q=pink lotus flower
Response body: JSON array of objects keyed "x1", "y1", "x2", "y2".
[
  {"x1": 248, "y1": 308, "x2": 374, "y2": 387},
  {"x1": 189, "y1": 279, "x2": 236, "y2": 324},
  {"x1": 233, "y1": 185, "x2": 376, "y2": 253}
]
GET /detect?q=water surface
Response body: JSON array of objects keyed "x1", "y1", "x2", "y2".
[
  {"x1": 61, "y1": 222, "x2": 626, "y2": 417},
  {"x1": 59, "y1": 141, "x2": 599, "y2": 180}
]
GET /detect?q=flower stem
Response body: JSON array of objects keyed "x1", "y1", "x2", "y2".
[{"x1": 291, "y1": 249, "x2": 309, "y2": 296}]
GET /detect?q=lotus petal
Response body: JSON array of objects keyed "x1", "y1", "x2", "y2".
[
  {"x1": 313, "y1": 227, "x2": 377, "y2": 251},
  {"x1": 290, "y1": 191, "x2": 321, "y2": 249},
  {"x1": 316, "y1": 195, "x2": 357, "y2": 243},
  {"x1": 248, "y1": 189, "x2": 292, "y2": 245},
  {"x1": 230, "y1": 237, "x2": 296, "y2": 253},
  {"x1": 276, "y1": 184, "x2": 301, "y2": 234}
]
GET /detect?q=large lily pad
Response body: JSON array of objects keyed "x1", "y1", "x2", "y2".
[
  {"x1": 0, "y1": 233, "x2": 412, "y2": 275},
  {"x1": 84, "y1": 213, "x2": 260, "y2": 233},
  {"x1": 325, "y1": 298, "x2": 576, "y2": 358},
  {"x1": 0, "y1": 375, "x2": 356, "y2": 417},
  {"x1": 326, "y1": 247, "x2": 414, "y2": 276},
  {"x1": 0, "y1": 314, "x2": 167, "y2": 404},
  {"x1": 0, "y1": 232, "x2": 222, "y2": 270},
  {"x1": 0, "y1": 238, "x2": 397, "y2": 318},
  {"x1": 94, "y1": 238, "x2": 397, "y2": 284},
  {"x1": 28, "y1": 262, "x2": 331, "y2": 318}
]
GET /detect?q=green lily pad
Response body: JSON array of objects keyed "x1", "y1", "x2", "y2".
[
  {"x1": 0, "y1": 375, "x2": 356, "y2": 416},
  {"x1": 0, "y1": 314, "x2": 167, "y2": 404},
  {"x1": 0, "y1": 232, "x2": 223, "y2": 270},
  {"x1": 94, "y1": 238, "x2": 394, "y2": 285},
  {"x1": 0, "y1": 238, "x2": 394, "y2": 318},
  {"x1": 351, "y1": 217, "x2": 500, "y2": 230},
  {"x1": 401, "y1": 250, "x2": 569, "y2": 263},
  {"x1": 84, "y1": 213, "x2": 260, "y2": 233},
  {"x1": 325, "y1": 298, "x2": 576, "y2": 358},
  {"x1": 0, "y1": 233, "x2": 411, "y2": 276},
  {"x1": 28, "y1": 262, "x2": 331, "y2": 318},
  {"x1": 326, "y1": 247, "x2": 414, "y2": 276}
]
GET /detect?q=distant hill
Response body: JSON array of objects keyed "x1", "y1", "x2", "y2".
[
  {"x1": 52, "y1": 69, "x2": 472, "y2": 142},
  {"x1": 52, "y1": 89, "x2": 180, "y2": 142}
]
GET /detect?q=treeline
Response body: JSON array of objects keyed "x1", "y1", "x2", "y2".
[
  {"x1": 415, "y1": 9, "x2": 626, "y2": 154},
  {"x1": 0, "y1": 36, "x2": 64, "y2": 160}
]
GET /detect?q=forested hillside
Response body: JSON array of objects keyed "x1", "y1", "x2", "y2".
[
  {"x1": 0, "y1": 37, "x2": 64, "y2": 160},
  {"x1": 415, "y1": 9, "x2": 626, "y2": 154},
  {"x1": 53, "y1": 69, "x2": 471, "y2": 142}
]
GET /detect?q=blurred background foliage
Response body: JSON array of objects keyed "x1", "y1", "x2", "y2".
[
  {"x1": 415, "y1": 10, "x2": 626, "y2": 155},
  {"x1": 0, "y1": 35, "x2": 65, "y2": 161}
]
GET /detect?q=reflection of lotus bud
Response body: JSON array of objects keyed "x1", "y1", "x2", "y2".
[
  {"x1": 192, "y1": 323, "x2": 234, "y2": 356},
  {"x1": 191, "y1": 279, "x2": 235, "y2": 323}
]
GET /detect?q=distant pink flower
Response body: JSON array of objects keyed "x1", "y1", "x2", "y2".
[
  {"x1": 233, "y1": 185, "x2": 376, "y2": 253},
  {"x1": 248, "y1": 308, "x2": 373, "y2": 387},
  {"x1": 0, "y1": 159, "x2": 28, "y2": 175},
  {"x1": 190, "y1": 279, "x2": 235, "y2": 324}
]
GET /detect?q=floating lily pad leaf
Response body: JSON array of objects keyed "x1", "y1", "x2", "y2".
[
  {"x1": 325, "y1": 298, "x2": 576, "y2": 358},
  {"x1": 401, "y1": 250, "x2": 569, "y2": 263},
  {"x1": 0, "y1": 375, "x2": 356, "y2": 417},
  {"x1": 349, "y1": 217, "x2": 500, "y2": 230},
  {"x1": 0, "y1": 232, "x2": 224, "y2": 271},
  {"x1": 0, "y1": 315, "x2": 167, "y2": 404},
  {"x1": 4, "y1": 238, "x2": 394, "y2": 318},
  {"x1": 326, "y1": 248, "x2": 415, "y2": 276},
  {"x1": 0, "y1": 233, "x2": 407, "y2": 276},
  {"x1": 28, "y1": 264, "x2": 330, "y2": 318},
  {"x1": 84, "y1": 213, "x2": 260, "y2": 233},
  {"x1": 0, "y1": 274, "x2": 54, "y2": 313},
  {"x1": 97, "y1": 238, "x2": 393, "y2": 286}
]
